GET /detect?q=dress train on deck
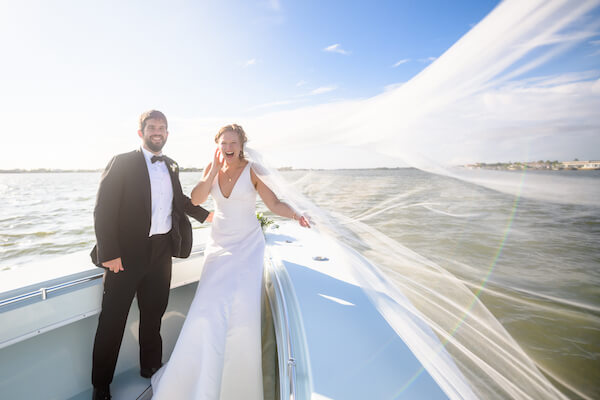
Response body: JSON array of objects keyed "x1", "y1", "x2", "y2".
[{"x1": 152, "y1": 163, "x2": 265, "y2": 400}]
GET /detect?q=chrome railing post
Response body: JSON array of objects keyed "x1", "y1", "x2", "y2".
[
  {"x1": 0, "y1": 273, "x2": 104, "y2": 309},
  {"x1": 288, "y1": 357, "x2": 296, "y2": 400}
]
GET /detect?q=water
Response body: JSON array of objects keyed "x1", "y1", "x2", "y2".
[{"x1": 1, "y1": 170, "x2": 599, "y2": 398}]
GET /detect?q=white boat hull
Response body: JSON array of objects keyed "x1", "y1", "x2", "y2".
[{"x1": 1, "y1": 224, "x2": 471, "y2": 399}]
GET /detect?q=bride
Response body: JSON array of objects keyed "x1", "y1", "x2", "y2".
[{"x1": 151, "y1": 124, "x2": 310, "y2": 399}]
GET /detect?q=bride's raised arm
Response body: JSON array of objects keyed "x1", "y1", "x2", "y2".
[
  {"x1": 251, "y1": 168, "x2": 310, "y2": 228},
  {"x1": 191, "y1": 149, "x2": 223, "y2": 205}
]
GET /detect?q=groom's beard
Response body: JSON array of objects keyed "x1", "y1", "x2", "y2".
[{"x1": 144, "y1": 135, "x2": 167, "y2": 153}]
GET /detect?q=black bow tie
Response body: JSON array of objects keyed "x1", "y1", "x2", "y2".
[{"x1": 151, "y1": 155, "x2": 166, "y2": 164}]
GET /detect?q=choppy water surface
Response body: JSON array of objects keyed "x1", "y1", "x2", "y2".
[{"x1": 1, "y1": 169, "x2": 598, "y2": 398}]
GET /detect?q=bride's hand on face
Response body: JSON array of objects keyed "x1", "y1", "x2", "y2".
[{"x1": 213, "y1": 148, "x2": 224, "y2": 171}]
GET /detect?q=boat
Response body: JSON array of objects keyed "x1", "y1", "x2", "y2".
[{"x1": 0, "y1": 222, "x2": 472, "y2": 399}]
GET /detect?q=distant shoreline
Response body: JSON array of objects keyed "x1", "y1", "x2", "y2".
[
  {"x1": 2, "y1": 164, "x2": 600, "y2": 174},
  {"x1": 0, "y1": 166, "x2": 411, "y2": 174},
  {"x1": 463, "y1": 160, "x2": 600, "y2": 171}
]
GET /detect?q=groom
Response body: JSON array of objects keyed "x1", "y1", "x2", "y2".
[{"x1": 90, "y1": 110, "x2": 211, "y2": 400}]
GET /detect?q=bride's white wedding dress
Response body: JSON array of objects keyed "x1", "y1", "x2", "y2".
[{"x1": 152, "y1": 163, "x2": 265, "y2": 400}]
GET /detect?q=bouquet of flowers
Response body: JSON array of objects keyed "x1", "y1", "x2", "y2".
[{"x1": 256, "y1": 212, "x2": 278, "y2": 231}]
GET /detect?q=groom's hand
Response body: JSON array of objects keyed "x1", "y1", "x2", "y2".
[{"x1": 103, "y1": 257, "x2": 124, "y2": 273}]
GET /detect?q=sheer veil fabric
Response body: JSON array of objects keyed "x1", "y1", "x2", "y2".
[{"x1": 241, "y1": 147, "x2": 573, "y2": 399}]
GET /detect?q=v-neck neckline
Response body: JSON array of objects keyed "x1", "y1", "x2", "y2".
[{"x1": 218, "y1": 162, "x2": 249, "y2": 199}]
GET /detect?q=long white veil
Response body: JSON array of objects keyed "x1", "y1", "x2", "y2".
[
  {"x1": 241, "y1": 1, "x2": 600, "y2": 398},
  {"x1": 246, "y1": 144, "x2": 575, "y2": 399},
  {"x1": 244, "y1": 0, "x2": 599, "y2": 207}
]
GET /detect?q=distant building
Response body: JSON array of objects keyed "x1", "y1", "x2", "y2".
[
  {"x1": 524, "y1": 162, "x2": 550, "y2": 169},
  {"x1": 463, "y1": 160, "x2": 599, "y2": 171},
  {"x1": 560, "y1": 161, "x2": 600, "y2": 170}
]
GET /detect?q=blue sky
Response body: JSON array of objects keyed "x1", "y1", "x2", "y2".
[{"x1": 1, "y1": 0, "x2": 599, "y2": 169}]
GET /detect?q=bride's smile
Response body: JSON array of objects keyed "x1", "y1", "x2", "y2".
[{"x1": 218, "y1": 130, "x2": 242, "y2": 163}]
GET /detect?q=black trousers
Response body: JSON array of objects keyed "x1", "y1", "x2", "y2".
[{"x1": 91, "y1": 234, "x2": 172, "y2": 387}]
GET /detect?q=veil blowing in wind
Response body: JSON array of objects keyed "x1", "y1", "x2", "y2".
[{"x1": 238, "y1": 1, "x2": 600, "y2": 398}]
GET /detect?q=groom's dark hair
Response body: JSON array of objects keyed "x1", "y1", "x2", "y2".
[{"x1": 139, "y1": 110, "x2": 168, "y2": 131}]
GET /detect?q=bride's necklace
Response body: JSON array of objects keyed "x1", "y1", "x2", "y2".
[
  {"x1": 222, "y1": 163, "x2": 242, "y2": 182},
  {"x1": 223, "y1": 168, "x2": 232, "y2": 182}
]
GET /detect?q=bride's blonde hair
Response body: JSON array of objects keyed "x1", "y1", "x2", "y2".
[{"x1": 215, "y1": 124, "x2": 248, "y2": 160}]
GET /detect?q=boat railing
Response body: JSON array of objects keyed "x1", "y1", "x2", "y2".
[
  {"x1": 0, "y1": 273, "x2": 104, "y2": 309},
  {"x1": 0, "y1": 247, "x2": 206, "y2": 310}
]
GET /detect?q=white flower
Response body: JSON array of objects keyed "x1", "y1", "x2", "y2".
[{"x1": 170, "y1": 163, "x2": 178, "y2": 172}]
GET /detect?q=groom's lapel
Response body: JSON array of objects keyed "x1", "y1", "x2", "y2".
[{"x1": 136, "y1": 148, "x2": 152, "y2": 219}]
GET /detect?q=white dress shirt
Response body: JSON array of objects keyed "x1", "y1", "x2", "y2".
[{"x1": 141, "y1": 147, "x2": 173, "y2": 236}]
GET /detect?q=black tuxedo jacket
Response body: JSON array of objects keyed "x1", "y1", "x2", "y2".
[{"x1": 90, "y1": 149, "x2": 209, "y2": 270}]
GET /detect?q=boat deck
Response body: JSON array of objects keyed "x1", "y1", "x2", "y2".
[
  {"x1": 1, "y1": 224, "x2": 471, "y2": 399},
  {"x1": 68, "y1": 368, "x2": 152, "y2": 400}
]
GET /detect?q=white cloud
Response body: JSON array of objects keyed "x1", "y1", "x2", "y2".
[
  {"x1": 296, "y1": 80, "x2": 308, "y2": 87},
  {"x1": 246, "y1": 99, "x2": 297, "y2": 111},
  {"x1": 418, "y1": 56, "x2": 437, "y2": 63},
  {"x1": 244, "y1": 58, "x2": 257, "y2": 68},
  {"x1": 245, "y1": 84, "x2": 337, "y2": 113},
  {"x1": 310, "y1": 86, "x2": 337, "y2": 95},
  {"x1": 323, "y1": 43, "x2": 350, "y2": 55},
  {"x1": 384, "y1": 82, "x2": 404, "y2": 92},
  {"x1": 392, "y1": 59, "x2": 410, "y2": 67},
  {"x1": 268, "y1": 0, "x2": 281, "y2": 11},
  {"x1": 587, "y1": 38, "x2": 600, "y2": 56}
]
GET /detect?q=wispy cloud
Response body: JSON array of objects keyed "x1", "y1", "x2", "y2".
[
  {"x1": 590, "y1": 39, "x2": 600, "y2": 46},
  {"x1": 296, "y1": 80, "x2": 308, "y2": 87},
  {"x1": 323, "y1": 43, "x2": 350, "y2": 55},
  {"x1": 392, "y1": 59, "x2": 410, "y2": 68},
  {"x1": 246, "y1": 84, "x2": 336, "y2": 112},
  {"x1": 247, "y1": 99, "x2": 297, "y2": 111},
  {"x1": 243, "y1": 58, "x2": 257, "y2": 68},
  {"x1": 418, "y1": 56, "x2": 437, "y2": 63},
  {"x1": 254, "y1": 0, "x2": 285, "y2": 25},
  {"x1": 268, "y1": 0, "x2": 281, "y2": 11},
  {"x1": 384, "y1": 82, "x2": 404, "y2": 92},
  {"x1": 311, "y1": 86, "x2": 337, "y2": 95}
]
